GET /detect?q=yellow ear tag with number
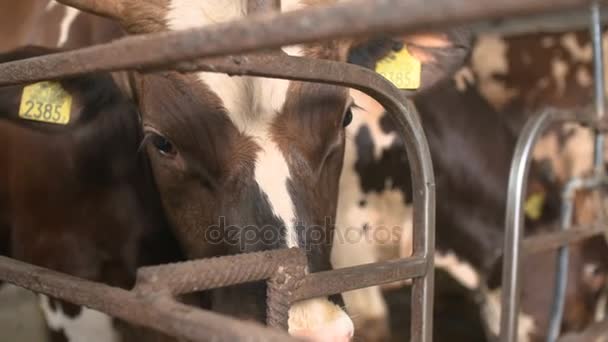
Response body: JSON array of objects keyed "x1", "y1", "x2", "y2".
[
  {"x1": 375, "y1": 48, "x2": 421, "y2": 90},
  {"x1": 19, "y1": 81, "x2": 72, "y2": 125},
  {"x1": 525, "y1": 192, "x2": 546, "y2": 221}
]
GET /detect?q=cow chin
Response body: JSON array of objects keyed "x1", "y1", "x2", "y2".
[{"x1": 288, "y1": 298, "x2": 354, "y2": 342}]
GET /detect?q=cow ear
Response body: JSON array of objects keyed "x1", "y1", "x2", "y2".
[{"x1": 347, "y1": 28, "x2": 472, "y2": 97}]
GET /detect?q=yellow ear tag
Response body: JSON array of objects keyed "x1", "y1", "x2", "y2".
[
  {"x1": 525, "y1": 192, "x2": 545, "y2": 220},
  {"x1": 19, "y1": 81, "x2": 72, "y2": 125},
  {"x1": 375, "y1": 48, "x2": 421, "y2": 90}
]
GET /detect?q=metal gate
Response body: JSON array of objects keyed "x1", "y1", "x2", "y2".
[
  {"x1": 500, "y1": 2, "x2": 608, "y2": 342},
  {"x1": 0, "y1": 0, "x2": 605, "y2": 341}
]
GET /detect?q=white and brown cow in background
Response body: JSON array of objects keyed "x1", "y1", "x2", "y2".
[
  {"x1": 334, "y1": 30, "x2": 608, "y2": 341},
  {"x1": 0, "y1": 1, "x2": 472, "y2": 342}
]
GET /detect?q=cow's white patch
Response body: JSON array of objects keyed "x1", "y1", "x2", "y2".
[
  {"x1": 57, "y1": 4, "x2": 79, "y2": 46},
  {"x1": 533, "y1": 124, "x2": 593, "y2": 182},
  {"x1": 577, "y1": 67, "x2": 593, "y2": 88},
  {"x1": 39, "y1": 295, "x2": 119, "y2": 342},
  {"x1": 561, "y1": 33, "x2": 593, "y2": 63},
  {"x1": 254, "y1": 134, "x2": 298, "y2": 247},
  {"x1": 288, "y1": 298, "x2": 354, "y2": 338},
  {"x1": 551, "y1": 57, "x2": 569, "y2": 96},
  {"x1": 46, "y1": 0, "x2": 58, "y2": 11},
  {"x1": 435, "y1": 252, "x2": 480, "y2": 290},
  {"x1": 472, "y1": 35, "x2": 519, "y2": 110},
  {"x1": 453, "y1": 66, "x2": 475, "y2": 92},
  {"x1": 481, "y1": 289, "x2": 536, "y2": 342}
]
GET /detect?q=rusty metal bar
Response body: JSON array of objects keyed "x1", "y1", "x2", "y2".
[
  {"x1": 472, "y1": 7, "x2": 608, "y2": 36},
  {"x1": 266, "y1": 263, "x2": 305, "y2": 330},
  {"x1": 135, "y1": 248, "x2": 306, "y2": 296},
  {"x1": 292, "y1": 256, "x2": 427, "y2": 301},
  {"x1": 522, "y1": 225, "x2": 607, "y2": 255},
  {"x1": 0, "y1": 256, "x2": 301, "y2": 342},
  {"x1": 0, "y1": 52, "x2": 437, "y2": 342},
  {"x1": 0, "y1": 0, "x2": 604, "y2": 86}
]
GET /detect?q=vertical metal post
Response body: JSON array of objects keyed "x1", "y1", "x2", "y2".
[
  {"x1": 547, "y1": 180, "x2": 577, "y2": 342},
  {"x1": 547, "y1": 3, "x2": 605, "y2": 341},
  {"x1": 500, "y1": 110, "x2": 574, "y2": 342}
]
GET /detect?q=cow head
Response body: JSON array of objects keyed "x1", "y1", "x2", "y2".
[{"x1": 55, "y1": 0, "x2": 360, "y2": 339}]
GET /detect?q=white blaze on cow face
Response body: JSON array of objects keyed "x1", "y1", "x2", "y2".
[
  {"x1": 46, "y1": 0, "x2": 79, "y2": 47},
  {"x1": 39, "y1": 295, "x2": 119, "y2": 342},
  {"x1": 166, "y1": 0, "x2": 353, "y2": 338},
  {"x1": 166, "y1": 0, "x2": 299, "y2": 246}
]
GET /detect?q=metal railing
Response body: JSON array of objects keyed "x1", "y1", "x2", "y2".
[
  {"x1": 500, "y1": 2, "x2": 608, "y2": 342},
  {"x1": 0, "y1": 0, "x2": 606, "y2": 341}
]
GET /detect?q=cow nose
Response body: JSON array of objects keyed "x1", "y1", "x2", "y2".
[{"x1": 288, "y1": 298, "x2": 354, "y2": 342}]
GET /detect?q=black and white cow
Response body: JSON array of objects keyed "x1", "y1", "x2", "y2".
[{"x1": 332, "y1": 32, "x2": 608, "y2": 341}]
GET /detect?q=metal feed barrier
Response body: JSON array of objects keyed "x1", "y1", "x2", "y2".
[
  {"x1": 500, "y1": 2, "x2": 608, "y2": 342},
  {"x1": 0, "y1": 0, "x2": 607, "y2": 341}
]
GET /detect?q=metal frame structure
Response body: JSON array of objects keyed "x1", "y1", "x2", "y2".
[
  {"x1": 500, "y1": 2, "x2": 608, "y2": 342},
  {"x1": 0, "y1": 0, "x2": 606, "y2": 341}
]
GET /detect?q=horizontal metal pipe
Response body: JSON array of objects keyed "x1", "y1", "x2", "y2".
[
  {"x1": 522, "y1": 225, "x2": 607, "y2": 254},
  {"x1": 472, "y1": 7, "x2": 608, "y2": 35},
  {"x1": 0, "y1": 0, "x2": 603, "y2": 85},
  {"x1": 292, "y1": 256, "x2": 427, "y2": 301},
  {"x1": 0, "y1": 256, "x2": 300, "y2": 342},
  {"x1": 135, "y1": 248, "x2": 306, "y2": 296}
]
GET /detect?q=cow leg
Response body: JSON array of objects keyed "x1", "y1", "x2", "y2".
[{"x1": 331, "y1": 227, "x2": 389, "y2": 341}]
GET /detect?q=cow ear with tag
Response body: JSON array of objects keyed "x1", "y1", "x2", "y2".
[{"x1": 347, "y1": 28, "x2": 472, "y2": 97}]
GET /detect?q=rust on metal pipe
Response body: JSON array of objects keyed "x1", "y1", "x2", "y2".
[
  {"x1": 292, "y1": 256, "x2": 428, "y2": 301},
  {"x1": 0, "y1": 0, "x2": 603, "y2": 86},
  {"x1": 0, "y1": 256, "x2": 301, "y2": 342},
  {"x1": 135, "y1": 248, "x2": 306, "y2": 296},
  {"x1": 266, "y1": 263, "x2": 305, "y2": 330}
]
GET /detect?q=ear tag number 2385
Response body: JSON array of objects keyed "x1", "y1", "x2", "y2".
[
  {"x1": 19, "y1": 81, "x2": 72, "y2": 125},
  {"x1": 375, "y1": 48, "x2": 421, "y2": 90}
]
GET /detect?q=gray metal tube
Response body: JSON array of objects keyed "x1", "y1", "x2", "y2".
[
  {"x1": 500, "y1": 110, "x2": 575, "y2": 342},
  {"x1": 547, "y1": 179, "x2": 578, "y2": 342}
]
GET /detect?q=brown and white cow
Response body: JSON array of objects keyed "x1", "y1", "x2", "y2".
[{"x1": 0, "y1": 1, "x2": 472, "y2": 341}]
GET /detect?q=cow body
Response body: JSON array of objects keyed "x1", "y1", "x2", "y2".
[{"x1": 0, "y1": 46, "x2": 183, "y2": 342}]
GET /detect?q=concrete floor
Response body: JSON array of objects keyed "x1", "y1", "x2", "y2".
[{"x1": 0, "y1": 284, "x2": 49, "y2": 342}]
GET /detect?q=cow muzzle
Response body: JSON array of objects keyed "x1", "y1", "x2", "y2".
[{"x1": 288, "y1": 298, "x2": 354, "y2": 342}]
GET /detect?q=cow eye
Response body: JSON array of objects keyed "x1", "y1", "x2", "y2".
[
  {"x1": 150, "y1": 133, "x2": 176, "y2": 157},
  {"x1": 343, "y1": 107, "x2": 354, "y2": 127}
]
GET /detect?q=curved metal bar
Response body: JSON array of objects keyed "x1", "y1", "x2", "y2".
[
  {"x1": 500, "y1": 109, "x2": 576, "y2": 342},
  {"x1": 0, "y1": 53, "x2": 436, "y2": 340}
]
